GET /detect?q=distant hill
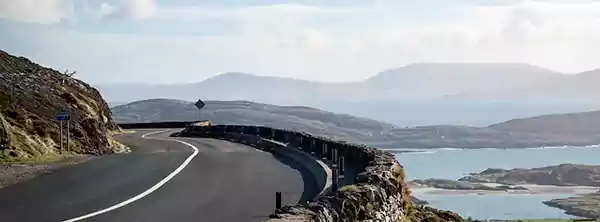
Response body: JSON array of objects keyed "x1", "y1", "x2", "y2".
[
  {"x1": 112, "y1": 99, "x2": 396, "y2": 144},
  {"x1": 489, "y1": 110, "x2": 600, "y2": 136},
  {"x1": 112, "y1": 99, "x2": 600, "y2": 149}
]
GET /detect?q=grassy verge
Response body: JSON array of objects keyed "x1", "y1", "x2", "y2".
[{"x1": 0, "y1": 153, "x2": 88, "y2": 165}]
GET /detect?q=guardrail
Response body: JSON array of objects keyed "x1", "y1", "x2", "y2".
[{"x1": 117, "y1": 121, "x2": 196, "y2": 129}]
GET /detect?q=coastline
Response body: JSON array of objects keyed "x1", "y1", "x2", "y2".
[
  {"x1": 410, "y1": 184, "x2": 599, "y2": 196},
  {"x1": 385, "y1": 144, "x2": 600, "y2": 154}
]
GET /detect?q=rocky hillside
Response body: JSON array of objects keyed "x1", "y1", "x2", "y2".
[
  {"x1": 458, "y1": 164, "x2": 600, "y2": 186},
  {"x1": 0, "y1": 50, "x2": 124, "y2": 161}
]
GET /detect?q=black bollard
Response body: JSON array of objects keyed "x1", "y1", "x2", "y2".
[{"x1": 275, "y1": 192, "x2": 282, "y2": 210}]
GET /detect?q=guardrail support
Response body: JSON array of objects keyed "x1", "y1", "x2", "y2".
[
  {"x1": 332, "y1": 168, "x2": 339, "y2": 192},
  {"x1": 322, "y1": 143, "x2": 328, "y2": 161},
  {"x1": 275, "y1": 192, "x2": 282, "y2": 210},
  {"x1": 339, "y1": 156, "x2": 345, "y2": 179}
]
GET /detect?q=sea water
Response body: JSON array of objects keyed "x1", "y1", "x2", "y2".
[{"x1": 393, "y1": 146, "x2": 600, "y2": 220}]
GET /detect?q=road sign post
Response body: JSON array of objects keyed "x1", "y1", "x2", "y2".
[
  {"x1": 56, "y1": 112, "x2": 70, "y2": 152},
  {"x1": 194, "y1": 99, "x2": 205, "y2": 121}
]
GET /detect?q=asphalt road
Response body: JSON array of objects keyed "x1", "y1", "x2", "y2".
[{"x1": 0, "y1": 129, "x2": 319, "y2": 222}]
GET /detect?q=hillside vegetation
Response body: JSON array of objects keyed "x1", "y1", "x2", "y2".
[{"x1": 0, "y1": 50, "x2": 125, "y2": 161}]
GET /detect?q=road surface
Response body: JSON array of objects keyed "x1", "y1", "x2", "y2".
[{"x1": 0, "y1": 129, "x2": 319, "y2": 222}]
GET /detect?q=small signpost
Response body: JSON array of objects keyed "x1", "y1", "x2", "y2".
[
  {"x1": 56, "y1": 111, "x2": 70, "y2": 152},
  {"x1": 195, "y1": 99, "x2": 205, "y2": 121}
]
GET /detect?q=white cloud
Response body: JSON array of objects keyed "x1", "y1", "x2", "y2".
[
  {"x1": 0, "y1": 0, "x2": 73, "y2": 24},
  {"x1": 102, "y1": 0, "x2": 157, "y2": 20}
]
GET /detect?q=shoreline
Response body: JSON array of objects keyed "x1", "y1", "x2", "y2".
[
  {"x1": 384, "y1": 144, "x2": 600, "y2": 154},
  {"x1": 410, "y1": 184, "x2": 600, "y2": 196}
]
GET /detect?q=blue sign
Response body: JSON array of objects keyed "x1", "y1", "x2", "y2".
[{"x1": 56, "y1": 112, "x2": 70, "y2": 121}]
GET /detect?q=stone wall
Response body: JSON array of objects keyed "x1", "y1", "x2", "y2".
[{"x1": 179, "y1": 124, "x2": 413, "y2": 222}]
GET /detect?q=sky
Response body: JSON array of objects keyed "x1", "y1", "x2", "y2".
[{"x1": 1, "y1": 0, "x2": 600, "y2": 84}]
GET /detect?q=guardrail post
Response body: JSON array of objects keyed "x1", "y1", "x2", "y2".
[
  {"x1": 339, "y1": 156, "x2": 345, "y2": 179},
  {"x1": 322, "y1": 143, "x2": 328, "y2": 161},
  {"x1": 256, "y1": 127, "x2": 260, "y2": 135},
  {"x1": 275, "y1": 192, "x2": 282, "y2": 210},
  {"x1": 332, "y1": 168, "x2": 339, "y2": 192},
  {"x1": 270, "y1": 128, "x2": 275, "y2": 139},
  {"x1": 332, "y1": 147, "x2": 338, "y2": 165}
]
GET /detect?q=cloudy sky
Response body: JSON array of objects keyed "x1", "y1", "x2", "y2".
[{"x1": 1, "y1": 0, "x2": 600, "y2": 84}]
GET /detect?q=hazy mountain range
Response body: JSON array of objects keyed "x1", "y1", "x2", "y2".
[
  {"x1": 98, "y1": 63, "x2": 600, "y2": 126},
  {"x1": 111, "y1": 99, "x2": 600, "y2": 149}
]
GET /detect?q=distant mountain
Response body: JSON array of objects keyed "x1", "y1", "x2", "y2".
[
  {"x1": 112, "y1": 99, "x2": 600, "y2": 148},
  {"x1": 366, "y1": 63, "x2": 560, "y2": 100},
  {"x1": 97, "y1": 63, "x2": 560, "y2": 105},
  {"x1": 445, "y1": 69, "x2": 600, "y2": 104}
]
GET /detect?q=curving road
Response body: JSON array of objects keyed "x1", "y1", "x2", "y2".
[{"x1": 0, "y1": 129, "x2": 319, "y2": 222}]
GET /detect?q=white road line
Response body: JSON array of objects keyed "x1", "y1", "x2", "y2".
[{"x1": 62, "y1": 129, "x2": 199, "y2": 222}]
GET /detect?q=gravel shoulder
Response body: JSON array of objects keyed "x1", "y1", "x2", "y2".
[{"x1": 0, "y1": 155, "x2": 93, "y2": 188}]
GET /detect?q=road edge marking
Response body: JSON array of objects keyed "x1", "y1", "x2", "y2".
[{"x1": 62, "y1": 129, "x2": 199, "y2": 222}]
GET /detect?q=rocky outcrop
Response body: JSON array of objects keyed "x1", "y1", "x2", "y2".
[
  {"x1": 543, "y1": 191, "x2": 600, "y2": 219},
  {"x1": 459, "y1": 164, "x2": 600, "y2": 186},
  {"x1": 0, "y1": 50, "x2": 123, "y2": 161},
  {"x1": 180, "y1": 124, "x2": 466, "y2": 222}
]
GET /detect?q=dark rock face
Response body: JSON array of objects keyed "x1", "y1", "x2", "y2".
[
  {"x1": 459, "y1": 164, "x2": 600, "y2": 186},
  {"x1": 0, "y1": 50, "x2": 121, "y2": 160},
  {"x1": 181, "y1": 125, "x2": 466, "y2": 222}
]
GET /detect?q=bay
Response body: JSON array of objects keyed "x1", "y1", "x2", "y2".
[{"x1": 394, "y1": 146, "x2": 600, "y2": 220}]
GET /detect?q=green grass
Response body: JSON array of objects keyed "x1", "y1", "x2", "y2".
[{"x1": 340, "y1": 185, "x2": 360, "y2": 192}]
